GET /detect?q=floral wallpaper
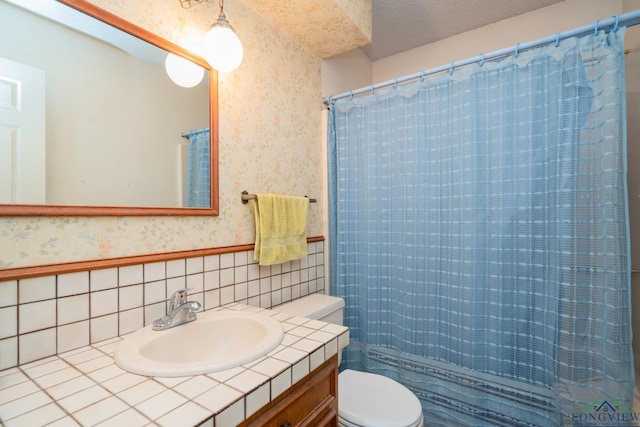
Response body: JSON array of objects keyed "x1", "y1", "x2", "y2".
[{"x1": 0, "y1": 0, "x2": 330, "y2": 269}]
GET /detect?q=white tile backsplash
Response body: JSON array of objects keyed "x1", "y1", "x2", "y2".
[
  {"x1": 19, "y1": 329, "x2": 56, "y2": 364},
  {"x1": 220, "y1": 286, "x2": 235, "y2": 306},
  {"x1": 220, "y1": 268, "x2": 234, "y2": 287},
  {"x1": 144, "y1": 261, "x2": 166, "y2": 282},
  {"x1": 118, "y1": 308, "x2": 143, "y2": 335},
  {"x1": 203, "y1": 270, "x2": 219, "y2": 291},
  {"x1": 19, "y1": 276, "x2": 56, "y2": 303},
  {"x1": 90, "y1": 315, "x2": 118, "y2": 344},
  {"x1": 0, "y1": 244, "x2": 325, "y2": 369},
  {"x1": 220, "y1": 253, "x2": 234, "y2": 269},
  {"x1": 91, "y1": 289, "x2": 118, "y2": 317},
  {"x1": 0, "y1": 338, "x2": 18, "y2": 370},
  {"x1": 19, "y1": 300, "x2": 56, "y2": 333},
  {"x1": 0, "y1": 280, "x2": 17, "y2": 307},
  {"x1": 204, "y1": 289, "x2": 220, "y2": 310},
  {"x1": 203, "y1": 254, "x2": 219, "y2": 271},
  {"x1": 186, "y1": 257, "x2": 204, "y2": 274},
  {"x1": 58, "y1": 295, "x2": 89, "y2": 325},
  {"x1": 58, "y1": 272, "x2": 89, "y2": 297},
  {"x1": 118, "y1": 284, "x2": 142, "y2": 311},
  {"x1": 234, "y1": 265, "x2": 248, "y2": 283},
  {"x1": 90, "y1": 268, "x2": 118, "y2": 291},
  {"x1": 144, "y1": 280, "x2": 166, "y2": 305},
  {"x1": 58, "y1": 321, "x2": 90, "y2": 353},
  {"x1": 166, "y1": 259, "x2": 186, "y2": 279},
  {"x1": 0, "y1": 306, "x2": 16, "y2": 339},
  {"x1": 166, "y1": 276, "x2": 187, "y2": 296},
  {"x1": 118, "y1": 265, "x2": 143, "y2": 287},
  {"x1": 234, "y1": 251, "x2": 248, "y2": 266},
  {"x1": 186, "y1": 272, "x2": 204, "y2": 294}
]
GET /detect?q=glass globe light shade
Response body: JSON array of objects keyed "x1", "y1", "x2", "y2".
[
  {"x1": 201, "y1": 16, "x2": 243, "y2": 73},
  {"x1": 165, "y1": 53, "x2": 205, "y2": 88}
]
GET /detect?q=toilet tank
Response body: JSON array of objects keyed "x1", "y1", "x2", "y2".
[{"x1": 277, "y1": 294, "x2": 344, "y2": 326}]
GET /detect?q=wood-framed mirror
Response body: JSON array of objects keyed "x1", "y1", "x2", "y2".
[{"x1": 0, "y1": 0, "x2": 219, "y2": 216}]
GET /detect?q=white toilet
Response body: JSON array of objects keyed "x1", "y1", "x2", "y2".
[{"x1": 278, "y1": 294, "x2": 425, "y2": 427}]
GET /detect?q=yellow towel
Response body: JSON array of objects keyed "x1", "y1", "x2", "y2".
[{"x1": 254, "y1": 194, "x2": 309, "y2": 266}]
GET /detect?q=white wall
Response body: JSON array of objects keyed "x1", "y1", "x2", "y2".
[{"x1": 321, "y1": 47, "x2": 372, "y2": 98}]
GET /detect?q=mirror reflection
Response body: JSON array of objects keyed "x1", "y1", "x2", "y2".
[{"x1": 0, "y1": 0, "x2": 214, "y2": 212}]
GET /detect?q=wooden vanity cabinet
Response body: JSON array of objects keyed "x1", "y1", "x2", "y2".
[{"x1": 240, "y1": 355, "x2": 339, "y2": 427}]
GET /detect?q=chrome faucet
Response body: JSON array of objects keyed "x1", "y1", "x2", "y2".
[{"x1": 152, "y1": 288, "x2": 202, "y2": 331}]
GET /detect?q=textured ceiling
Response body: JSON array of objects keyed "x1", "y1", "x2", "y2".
[
  {"x1": 361, "y1": 0, "x2": 565, "y2": 60},
  {"x1": 242, "y1": 0, "x2": 371, "y2": 58}
]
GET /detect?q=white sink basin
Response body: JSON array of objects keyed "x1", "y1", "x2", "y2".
[{"x1": 115, "y1": 309, "x2": 284, "y2": 377}]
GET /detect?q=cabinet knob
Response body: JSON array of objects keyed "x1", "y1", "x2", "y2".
[{"x1": 280, "y1": 423, "x2": 291, "y2": 427}]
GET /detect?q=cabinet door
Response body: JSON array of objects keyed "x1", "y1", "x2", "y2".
[{"x1": 242, "y1": 355, "x2": 338, "y2": 427}]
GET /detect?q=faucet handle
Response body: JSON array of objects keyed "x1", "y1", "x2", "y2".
[{"x1": 168, "y1": 288, "x2": 190, "y2": 311}]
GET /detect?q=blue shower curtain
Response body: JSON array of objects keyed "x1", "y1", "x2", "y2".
[
  {"x1": 184, "y1": 128, "x2": 210, "y2": 208},
  {"x1": 328, "y1": 30, "x2": 633, "y2": 426}
]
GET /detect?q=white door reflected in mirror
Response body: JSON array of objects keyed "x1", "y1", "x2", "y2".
[{"x1": 0, "y1": 57, "x2": 45, "y2": 204}]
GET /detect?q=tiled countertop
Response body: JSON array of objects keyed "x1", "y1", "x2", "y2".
[{"x1": 0, "y1": 303, "x2": 350, "y2": 427}]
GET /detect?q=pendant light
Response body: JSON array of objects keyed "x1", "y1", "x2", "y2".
[
  {"x1": 165, "y1": 53, "x2": 205, "y2": 87},
  {"x1": 201, "y1": 0, "x2": 243, "y2": 72}
]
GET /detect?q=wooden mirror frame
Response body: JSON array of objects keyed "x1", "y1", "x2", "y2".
[{"x1": 0, "y1": 0, "x2": 219, "y2": 216}]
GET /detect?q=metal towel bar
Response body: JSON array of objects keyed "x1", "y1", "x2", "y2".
[{"x1": 241, "y1": 190, "x2": 317, "y2": 204}]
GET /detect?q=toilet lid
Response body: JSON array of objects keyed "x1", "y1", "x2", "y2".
[{"x1": 339, "y1": 369, "x2": 423, "y2": 427}]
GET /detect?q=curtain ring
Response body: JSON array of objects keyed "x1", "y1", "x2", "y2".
[
  {"x1": 419, "y1": 70, "x2": 425, "y2": 82},
  {"x1": 612, "y1": 15, "x2": 620, "y2": 32},
  {"x1": 370, "y1": 84, "x2": 375, "y2": 95},
  {"x1": 449, "y1": 61, "x2": 455, "y2": 75},
  {"x1": 478, "y1": 54, "x2": 485, "y2": 66},
  {"x1": 514, "y1": 43, "x2": 520, "y2": 58},
  {"x1": 594, "y1": 20, "x2": 599, "y2": 36},
  {"x1": 554, "y1": 32, "x2": 560, "y2": 47},
  {"x1": 349, "y1": 90, "x2": 353, "y2": 100},
  {"x1": 393, "y1": 78, "x2": 398, "y2": 89}
]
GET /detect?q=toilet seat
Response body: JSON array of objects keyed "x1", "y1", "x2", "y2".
[
  {"x1": 338, "y1": 415, "x2": 423, "y2": 427},
  {"x1": 338, "y1": 369, "x2": 424, "y2": 427}
]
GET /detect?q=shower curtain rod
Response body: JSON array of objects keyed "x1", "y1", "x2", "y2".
[
  {"x1": 181, "y1": 127, "x2": 209, "y2": 138},
  {"x1": 324, "y1": 9, "x2": 640, "y2": 105}
]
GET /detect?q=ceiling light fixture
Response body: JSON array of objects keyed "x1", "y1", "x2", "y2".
[
  {"x1": 201, "y1": 0, "x2": 243, "y2": 73},
  {"x1": 179, "y1": 0, "x2": 208, "y2": 9}
]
